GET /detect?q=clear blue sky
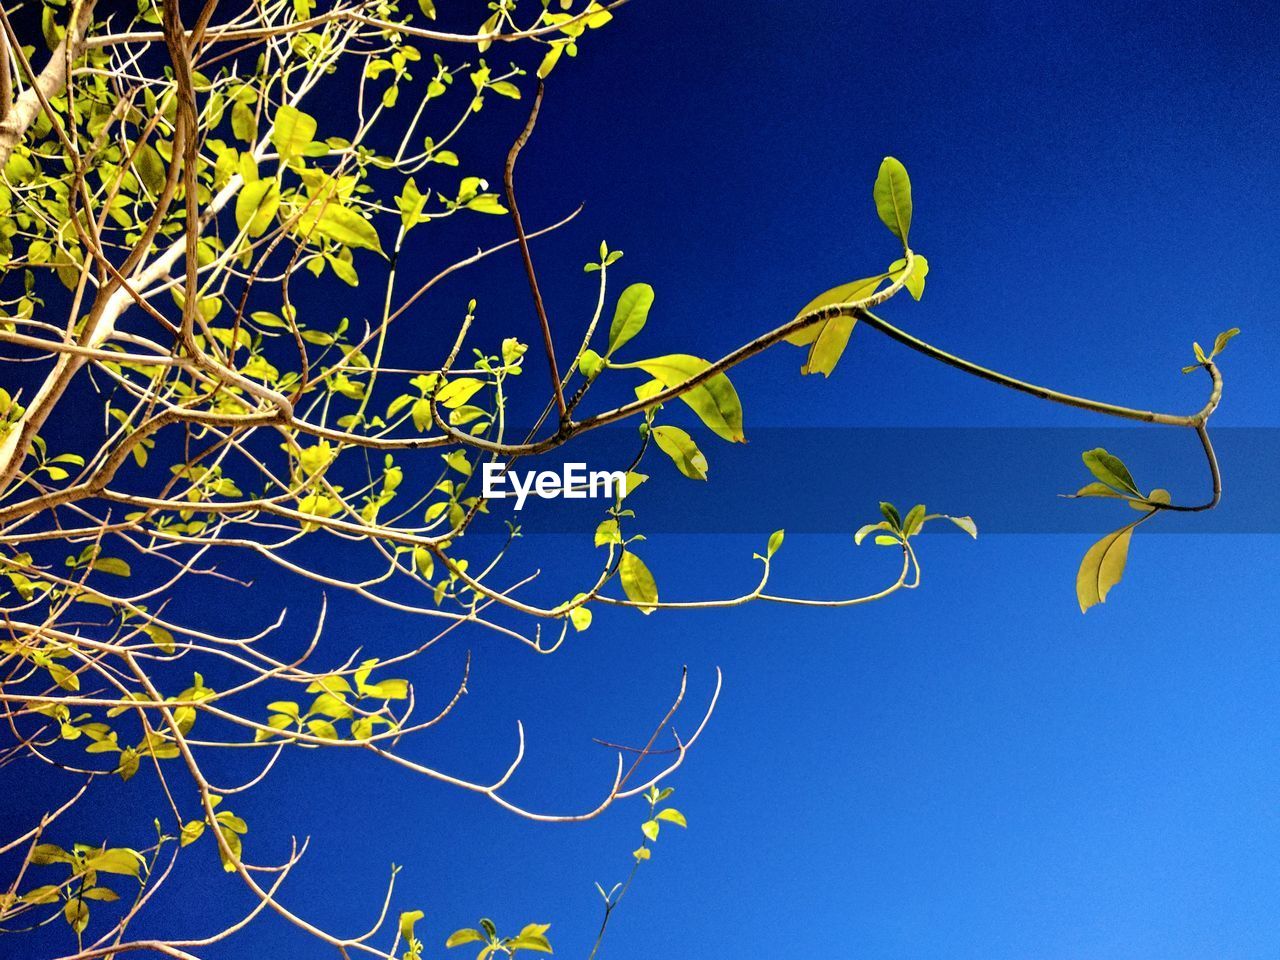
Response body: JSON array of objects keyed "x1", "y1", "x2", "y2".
[{"x1": 9, "y1": 2, "x2": 1279, "y2": 958}]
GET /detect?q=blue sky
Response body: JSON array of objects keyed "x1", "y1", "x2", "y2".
[{"x1": 8, "y1": 2, "x2": 1279, "y2": 958}]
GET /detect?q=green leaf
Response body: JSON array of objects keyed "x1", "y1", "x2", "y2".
[
  {"x1": 568, "y1": 602, "x2": 592, "y2": 632},
  {"x1": 619, "y1": 551, "x2": 658, "y2": 614},
  {"x1": 134, "y1": 144, "x2": 167, "y2": 194},
  {"x1": 145, "y1": 625, "x2": 175, "y2": 653},
  {"x1": 902, "y1": 504, "x2": 926, "y2": 537},
  {"x1": 537, "y1": 40, "x2": 569, "y2": 79},
  {"x1": 360, "y1": 678, "x2": 408, "y2": 699},
  {"x1": 608, "y1": 282, "x2": 654, "y2": 355},
  {"x1": 651, "y1": 425, "x2": 708, "y2": 481},
  {"x1": 945, "y1": 515, "x2": 978, "y2": 539},
  {"x1": 412, "y1": 546, "x2": 434, "y2": 580},
  {"x1": 270, "y1": 105, "x2": 318, "y2": 161},
  {"x1": 307, "y1": 675, "x2": 353, "y2": 695},
  {"x1": 314, "y1": 204, "x2": 383, "y2": 254},
  {"x1": 217, "y1": 825, "x2": 243, "y2": 872},
  {"x1": 889, "y1": 254, "x2": 929, "y2": 301},
  {"x1": 507, "y1": 935, "x2": 553, "y2": 954},
  {"x1": 803, "y1": 314, "x2": 856, "y2": 377},
  {"x1": 64, "y1": 898, "x2": 90, "y2": 933},
  {"x1": 767, "y1": 529, "x2": 784, "y2": 558},
  {"x1": 879, "y1": 501, "x2": 902, "y2": 529},
  {"x1": 1129, "y1": 488, "x2": 1171, "y2": 512},
  {"x1": 93, "y1": 557, "x2": 131, "y2": 577},
  {"x1": 47, "y1": 661, "x2": 80, "y2": 691},
  {"x1": 594, "y1": 519, "x2": 621, "y2": 547},
  {"x1": 117, "y1": 748, "x2": 139, "y2": 781},
  {"x1": 235, "y1": 177, "x2": 280, "y2": 237},
  {"x1": 230, "y1": 101, "x2": 256, "y2": 142},
  {"x1": 489, "y1": 80, "x2": 522, "y2": 99},
  {"x1": 19, "y1": 885, "x2": 61, "y2": 904},
  {"x1": 30, "y1": 844, "x2": 73, "y2": 865},
  {"x1": 306, "y1": 718, "x2": 340, "y2": 739},
  {"x1": 180, "y1": 820, "x2": 206, "y2": 846},
  {"x1": 627, "y1": 355, "x2": 744, "y2": 442},
  {"x1": 396, "y1": 177, "x2": 428, "y2": 229},
  {"x1": 435, "y1": 377, "x2": 485, "y2": 409},
  {"x1": 786, "y1": 274, "x2": 886, "y2": 347},
  {"x1": 215, "y1": 811, "x2": 249, "y2": 834},
  {"x1": 641, "y1": 819, "x2": 660, "y2": 841},
  {"x1": 81, "y1": 886, "x2": 119, "y2": 902},
  {"x1": 854, "y1": 522, "x2": 891, "y2": 546},
  {"x1": 1070, "y1": 481, "x2": 1124, "y2": 499},
  {"x1": 655, "y1": 807, "x2": 687, "y2": 827},
  {"x1": 1211, "y1": 327, "x2": 1240, "y2": 358},
  {"x1": 1076, "y1": 520, "x2": 1139, "y2": 613},
  {"x1": 446, "y1": 928, "x2": 485, "y2": 948},
  {"x1": 465, "y1": 194, "x2": 508, "y2": 215},
  {"x1": 399, "y1": 910, "x2": 425, "y2": 943},
  {"x1": 88, "y1": 848, "x2": 143, "y2": 878},
  {"x1": 873, "y1": 156, "x2": 913, "y2": 247},
  {"x1": 1081, "y1": 448, "x2": 1141, "y2": 497}
]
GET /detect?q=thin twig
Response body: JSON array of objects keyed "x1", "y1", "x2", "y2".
[{"x1": 505, "y1": 81, "x2": 567, "y2": 420}]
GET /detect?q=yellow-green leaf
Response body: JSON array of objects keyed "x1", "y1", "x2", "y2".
[
  {"x1": 804, "y1": 314, "x2": 856, "y2": 377},
  {"x1": 619, "y1": 551, "x2": 658, "y2": 614},
  {"x1": 651, "y1": 425, "x2": 708, "y2": 480},
  {"x1": 445, "y1": 928, "x2": 485, "y2": 948},
  {"x1": 270, "y1": 105, "x2": 318, "y2": 161},
  {"x1": 767, "y1": 529, "x2": 784, "y2": 557},
  {"x1": 889, "y1": 254, "x2": 929, "y2": 301},
  {"x1": 608, "y1": 282, "x2": 654, "y2": 355},
  {"x1": 399, "y1": 910, "x2": 425, "y2": 943},
  {"x1": 64, "y1": 898, "x2": 90, "y2": 933},
  {"x1": 786, "y1": 273, "x2": 886, "y2": 347},
  {"x1": 628, "y1": 355, "x2": 744, "y2": 442},
  {"x1": 235, "y1": 177, "x2": 280, "y2": 237},
  {"x1": 88, "y1": 848, "x2": 143, "y2": 878},
  {"x1": 1076, "y1": 521, "x2": 1138, "y2": 613},
  {"x1": 1081, "y1": 448, "x2": 1141, "y2": 497},
  {"x1": 873, "y1": 156, "x2": 912, "y2": 246},
  {"x1": 314, "y1": 204, "x2": 383, "y2": 254},
  {"x1": 568, "y1": 601, "x2": 592, "y2": 632}
]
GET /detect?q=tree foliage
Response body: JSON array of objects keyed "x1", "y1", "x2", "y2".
[{"x1": 0, "y1": 1, "x2": 1233, "y2": 957}]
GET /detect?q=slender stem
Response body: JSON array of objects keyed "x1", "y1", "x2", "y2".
[
  {"x1": 857, "y1": 307, "x2": 1221, "y2": 427},
  {"x1": 504, "y1": 80, "x2": 567, "y2": 420},
  {"x1": 1158, "y1": 423, "x2": 1221, "y2": 512},
  {"x1": 854, "y1": 306, "x2": 1223, "y2": 512}
]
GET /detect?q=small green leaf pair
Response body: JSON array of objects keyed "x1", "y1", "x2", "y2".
[
  {"x1": 1067, "y1": 448, "x2": 1170, "y2": 612},
  {"x1": 1182, "y1": 327, "x2": 1241, "y2": 374},
  {"x1": 854, "y1": 501, "x2": 977, "y2": 546},
  {"x1": 445, "y1": 919, "x2": 552, "y2": 958}
]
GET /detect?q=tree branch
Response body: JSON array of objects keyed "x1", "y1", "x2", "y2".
[{"x1": 505, "y1": 81, "x2": 567, "y2": 420}]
